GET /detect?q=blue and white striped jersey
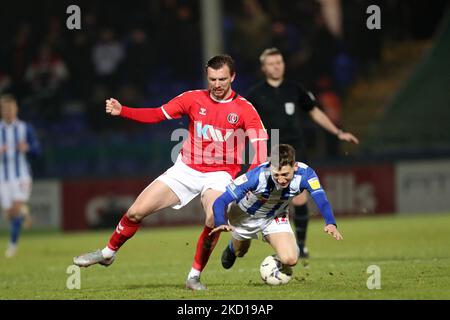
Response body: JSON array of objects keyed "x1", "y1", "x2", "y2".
[
  {"x1": 213, "y1": 161, "x2": 336, "y2": 226},
  {"x1": 226, "y1": 162, "x2": 323, "y2": 218},
  {"x1": 0, "y1": 120, "x2": 40, "y2": 181}
]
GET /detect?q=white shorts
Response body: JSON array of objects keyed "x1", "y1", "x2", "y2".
[
  {"x1": 0, "y1": 177, "x2": 32, "y2": 210},
  {"x1": 156, "y1": 155, "x2": 233, "y2": 209},
  {"x1": 228, "y1": 209, "x2": 294, "y2": 241}
]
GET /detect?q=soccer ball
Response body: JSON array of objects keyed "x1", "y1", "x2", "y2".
[{"x1": 259, "y1": 255, "x2": 293, "y2": 285}]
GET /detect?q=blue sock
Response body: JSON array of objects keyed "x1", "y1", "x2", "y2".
[
  {"x1": 228, "y1": 240, "x2": 235, "y2": 255},
  {"x1": 11, "y1": 216, "x2": 24, "y2": 245}
]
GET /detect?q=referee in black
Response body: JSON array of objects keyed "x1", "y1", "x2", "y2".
[{"x1": 246, "y1": 48, "x2": 359, "y2": 260}]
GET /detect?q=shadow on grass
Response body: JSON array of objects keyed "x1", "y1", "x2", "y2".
[
  {"x1": 309, "y1": 256, "x2": 450, "y2": 262},
  {"x1": 124, "y1": 283, "x2": 186, "y2": 290}
]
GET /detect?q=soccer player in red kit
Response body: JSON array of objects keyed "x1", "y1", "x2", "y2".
[{"x1": 73, "y1": 54, "x2": 268, "y2": 290}]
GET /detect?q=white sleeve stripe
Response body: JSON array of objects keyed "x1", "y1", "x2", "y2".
[
  {"x1": 227, "y1": 187, "x2": 239, "y2": 199},
  {"x1": 250, "y1": 137, "x2": 268, "y2": 143},
  {"x1": 161, "y1": 106, "x2": 172, "y2": 120}
]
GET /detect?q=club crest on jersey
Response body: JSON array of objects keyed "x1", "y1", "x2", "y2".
[
  {"x1": 284, "y1": 102, "x2": 295, "y2": 115},
  {"x1": 233, "y1": 174, "x2": 248, "y2": 185},
  {"x1": 227, "y1": 113, "x2": 239, "y2": 124}
]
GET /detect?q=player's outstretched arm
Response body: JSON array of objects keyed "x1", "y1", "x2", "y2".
[
  {"x1": 311, "y1": 192, "x2": 343, "y2": 240},
  {"x1": 305, "y1": 167, "x2": 342, "y2": 240},
  {"x1": 106, "y1": 91, "x2": 191, "y2": 124},
  {"x1": 212, "y1": 192, "x2": 234, "y2": 225},
  {"x1": 324, "y1": 224, "x2": 343, "y2": 240},
  {"x1": 210, "y1": 172, "x2": 259, "y2": 236},
  {"x1": 105, "y1": 98, "x2": 168, "y2": 124},
  {"x1": 210, "y1": 191, "x2": 239, "y2": 236}
]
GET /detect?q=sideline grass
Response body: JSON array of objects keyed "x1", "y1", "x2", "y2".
[{"x1": 1, "y1": 213, "x2": 449, "y2": 299}]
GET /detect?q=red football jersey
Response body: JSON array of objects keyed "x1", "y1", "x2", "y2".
[{"x1": 161, "y1": 90, "x2": 267, "y2": 177}]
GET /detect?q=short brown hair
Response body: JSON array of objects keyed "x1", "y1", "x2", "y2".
[
  {"x1": 205, "y1": 54, "x2": 235, "y2": 75},
  {"x1": 0, "y1": 94, "x2": 17, "y2": 105},
  {"x1": 270, "y1": 144, "x2": 296, "y2": 168},
  {"x1": 259, "y1": 47, "x2": 282, "y2": 65}
]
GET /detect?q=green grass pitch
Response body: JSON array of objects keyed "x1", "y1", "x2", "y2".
[{"x1": 1, "y1": 213, "x2": 449, "y2": 300}]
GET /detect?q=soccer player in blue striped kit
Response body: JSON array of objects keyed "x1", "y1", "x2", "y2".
[
  {"x1": 246, "y1": 48, "x2": 358, "y2": 261},
  {"x1": 210, "y1": 144, "x2": 343, "y2": 270},
  {"x1": 0, "y1": 94, "x2": 41, "y2": 258}
]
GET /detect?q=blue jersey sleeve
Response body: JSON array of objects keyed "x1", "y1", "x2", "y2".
[
  {"x1": 225, "y1": 168, "x2": 260, "y2": 202},
  {"x1": 300, "y1": 167, "x2": 337, "y2": 226},
  {"x1": 26, "y1": 123, "x2": 41, "y2": 156},
  {"x1": 213, "y1": 192, "x2": 235, "y2": 227},
  {"x1": 213, "y1": 167, "x2": 261, "y2": 227}
]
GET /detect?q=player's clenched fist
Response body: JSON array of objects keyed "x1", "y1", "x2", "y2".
[{"x1": 105, "y1": 98, "x2": 122, "y2": 116}]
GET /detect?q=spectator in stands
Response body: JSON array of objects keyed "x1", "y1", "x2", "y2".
[
  {"x1": 0, "y1": 71, "x2": 11, "y2": 94},
  {"x1": 123, "y1": 28, "x2": 155, "y2": 94},
  {"x1": 306, "y1": 12, "x2": 340, "y2": 90},
  {"x1": 172, "y1": 4, "x2": 201, "y2": 80},
  {"x1": 315, "y1": 76, "x2": 343, "y2": 157},
  {"x1": 24, "y1": 44, "x2": 69, "y2": 122},
  {"x1": 270, "y1": 20, "x2": 301, "y2": 63},
  {"x1": 8, "y1": 24, "x2": 34, "y2": 97},
  {"x1": 44, "y1": 16, "x2": 66, "y2": 56},
  {"x1": 65, "y1": 32, "x2": 94, "y2": 99},
  {"x1": 91, "y1": 28, "x2": 125, "y2": 92},
  {"x1": 231, "y1": 0, "x2": 272, "y2": 74},
  {"x1": 90, "y1": 28, "x2": 125, "y2": 130}
]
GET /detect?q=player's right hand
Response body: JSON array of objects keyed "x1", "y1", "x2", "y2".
[
  {"x1": 209, "y1": 224, "x2": 234, "y2": 235},
  {"x1": 105, "y1": 98, "x2": 122, "y2": 116},
  {"x1": 324, "y1": 224, "x2": 343, "y2": 240},
  {"x1": 17, "y1": 142, "x2": 29, "y2": 153}
]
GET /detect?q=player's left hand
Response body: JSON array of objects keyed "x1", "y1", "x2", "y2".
[
  {"x1": 17, "y1": 142, "x2": 29, "y2": 153},
  {"x1": 337, "y1": 131, "x2": 359, "y2": 144},
  {"x1": 324, "y1": 224, "x2": 343, "y2": 240},
  {"x1": 209, "y1": 224, "x2": 234, "y2": 235}
]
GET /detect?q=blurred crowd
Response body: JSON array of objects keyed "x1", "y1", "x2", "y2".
[{"x1": 0, "y1": 0, "x2": 446, "y2": 178}]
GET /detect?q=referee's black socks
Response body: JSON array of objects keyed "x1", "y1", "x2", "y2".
[{"x1": 294, "y1": 205, "x2": 309, "y2": 257}]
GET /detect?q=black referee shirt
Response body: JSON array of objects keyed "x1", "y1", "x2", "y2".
[{"x1": 246, "y1": 80, "x2": 316, "y2": 152}]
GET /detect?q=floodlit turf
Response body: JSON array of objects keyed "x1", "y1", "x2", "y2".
[{"x1": 0, "y1": 213, "x2": 449, "y2": 300}]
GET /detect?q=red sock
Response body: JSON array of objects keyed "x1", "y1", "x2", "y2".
[
  {"x1": 107, "y1": 213, "x2": 141, "y2": 251},
  {"x1": 192, "y1": 226, "x2": 220, "y2": 271}
]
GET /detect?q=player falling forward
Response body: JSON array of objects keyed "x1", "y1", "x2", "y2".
[
  {"x1": 73, "y1": 54, "x2": 268, "y2": 290},
  {"x1": 246, "y1": 47, "x2": 358, "y2": 260},
  {"x1": 210, "y1": 144, "x2": 342, "y2": 271}
]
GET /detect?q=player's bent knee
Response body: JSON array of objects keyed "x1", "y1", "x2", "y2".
[
  {"x1": 280, "y1": 255, "x2": 298, "y2": 267},
  {"x1": 204, "y1": 216, "x2": 215, "y2": 228},
  {"x1": 126, "y1": 208, "x2": 147, "y2": 223}
]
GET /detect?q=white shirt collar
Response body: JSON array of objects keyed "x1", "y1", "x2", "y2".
[{"x1": 209, "y1": 91, "x2": 234, "y2": 103}]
